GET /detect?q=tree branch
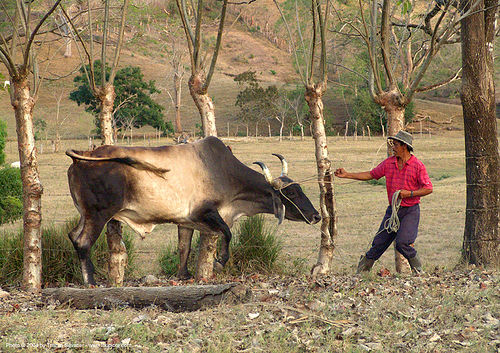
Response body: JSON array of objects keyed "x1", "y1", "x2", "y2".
[
  {"x1": 204, "y1": 0, "x2": 228, "y2": 90},
  {"x1": 23, "y1": 0, "x2": 63, "y2": 70},
  {"x1": 109, "y1": 0, "x2": 129, "y2": 83},
  {"x1": 272, "y1": 0, "x2": 306, "y2": 85},
  {"x1": 415, "y1": 68, "x2": 461, "y2": 92}
]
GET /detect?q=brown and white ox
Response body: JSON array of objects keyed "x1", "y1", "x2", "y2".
[{"x1": 66, "y1": 136, "x2": 320, "y2": 284}]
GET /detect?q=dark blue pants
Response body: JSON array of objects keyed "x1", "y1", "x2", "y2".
[{"x1": 366, "y1": 204, "x2": 420, "y2": 260}]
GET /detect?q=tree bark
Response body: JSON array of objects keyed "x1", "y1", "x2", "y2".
[
  {"x1": 307, "y1": 83, "x2": 338, "y2": 277},
  {"x1": 42, "y1": 283, "x2": 250, "y2": 311},
  {"x1": 97, "y1": 83, "x2": 116, "y2": 145},
  {"x1": 195, "y1": 233, "x2": 219, "y2": 281},
  {"x1": 460, "y1": 0, "x2": 499, "y2": 266},
  {"x1": 11, "y1": 76, "x2": 44, "y2": 292},
  {"x1": 376, "y1": 89, "x2": 411, "y2": 273},
  {"x1": 187, "y1": 72, "x2": 218, "y2": 279},
  {"x1": 188, "y1": 73, "x2": 217, "y2": 137}
]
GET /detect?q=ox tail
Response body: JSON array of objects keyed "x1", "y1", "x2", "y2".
[{"x1": 65, "y1": 149, "x2": 170, "y2": 178}]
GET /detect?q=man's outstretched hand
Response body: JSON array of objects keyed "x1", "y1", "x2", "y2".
[{"x1": 334, "y1": 168, "x2": 348, "y2": 178}]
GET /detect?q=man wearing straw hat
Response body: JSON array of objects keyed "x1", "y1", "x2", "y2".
[{"x1": 334, "y1": 130, "x2": 433, "y2": 274}]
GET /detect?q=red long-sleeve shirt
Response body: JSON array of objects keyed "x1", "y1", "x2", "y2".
[{"x1": 370, "y1": 155, "x2": 433, "y2": 206}]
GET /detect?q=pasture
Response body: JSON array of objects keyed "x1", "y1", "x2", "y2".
[{"x1": 0, "y1": 133, "x2": 499, "y2": 352}]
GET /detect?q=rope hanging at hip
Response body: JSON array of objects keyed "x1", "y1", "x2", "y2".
[{"x1": 383, "y1": 190, "x2": 402, "y2": 234}]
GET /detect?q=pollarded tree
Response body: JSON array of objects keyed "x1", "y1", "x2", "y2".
[
  {"x1": 70, "y1": 62, "x2": 169, "y2": 136},
  {"x1": 274, "y1": 0, "x2": 338, "y2": 277},
  {"x1": 0, "y1": 0, "x2": 62, "y2": 291},
  {"x1": 175, "y1": 0, "x2": 228, "y2": 279},
  {"x1": 61, "y1": 0, "x2": 129, "y2": 145},
  {"x1": 460, "y1": 0, "x2": 499, "y2": 267},
  {"x1": 175, "y1": 0, "x2": 228, "y2": 138}
]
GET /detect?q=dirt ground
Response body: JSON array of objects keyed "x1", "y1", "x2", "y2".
[{"x1": 0, "y1": 269, "x2": 498, "y2": 352}]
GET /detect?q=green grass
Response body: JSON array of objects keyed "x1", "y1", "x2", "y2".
[{"x1": 0, "y1": 218, "x2": 136, "y2": 286}]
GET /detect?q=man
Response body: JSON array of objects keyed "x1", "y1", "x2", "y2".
[{"x1": 334, "y1": 130, "x2": 433, "y2": 274}]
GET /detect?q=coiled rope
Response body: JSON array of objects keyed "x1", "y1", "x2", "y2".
[{"x1": 381, "y1": 190, "x2": 402, "y2": 235}]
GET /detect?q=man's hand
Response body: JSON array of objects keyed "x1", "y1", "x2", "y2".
[
  {"x1": 399, "y1": 190, "x2": 412, "y2": 198},
  {"x1": 334, "y1": 168, "x2": 348, "y2": 178}
]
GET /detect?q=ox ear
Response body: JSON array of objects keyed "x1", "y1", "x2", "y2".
[{"x1": 271, "y1": 192, "x2": 285, "y2": 225}]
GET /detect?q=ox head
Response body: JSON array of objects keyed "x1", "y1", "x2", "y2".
[{"x1": 254, "y1": 154, "x2": 321, "y2": 225}]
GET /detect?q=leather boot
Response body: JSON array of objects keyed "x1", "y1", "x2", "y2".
[
  {"x1": 408, "y1": 254, "x2": 423, "y2": 275},
  {"x1": 356, "y1": 255, "x2": 375, "y2": 274}
]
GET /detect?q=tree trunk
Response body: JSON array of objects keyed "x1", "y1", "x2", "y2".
[
  {"x1": 307, "y1": 83, "x2": 338, "y2": 277},
  {"x1": 460, "y1": 0, "x2": 499, "y2": 266},
  {"x1": 11, "y1": 76, "x2": 44, "y2": 292},
  {"x1": 195, "y1": 233, "x2": 219, "y2": 280},
  {"x1": 384, "y1": 100, "x2": 410, "y2": 273},
  {"x1": 174, "y1": 71, "x2": 183, "y2": 133},
  {"x1": 188, "y1": 73, "x2": 218, "y2": 279},
  {"x1": 188, "y1": 74, "x2": 217, "y2": 137},
  {"x1": 97, "y1": 83, "x2": 116, "y2": 145},
  {"x1": 42, "y1": 283, "x2": 249, "y2": 311}
]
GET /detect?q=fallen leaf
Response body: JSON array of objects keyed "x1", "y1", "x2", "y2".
[
  {"x1": 378, "y1": 268, "x2": 391, "y2": 277},
  {"x1": 248, "y1": 312, "x2": 260, "y2": 319}
]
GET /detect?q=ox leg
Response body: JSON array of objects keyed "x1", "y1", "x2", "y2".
[
  {"x1": 106, "y1": 220, "x2": 128, "y2": 286},
  {"x1": 177, "y1": 226, "x2": 194, "y2": 280},
  {"x1": 69, "y1": 216, "x2": 107, "y2": 285},
  {"x1": 201, "y1": 210, "x2": 232, "y2": 267}
]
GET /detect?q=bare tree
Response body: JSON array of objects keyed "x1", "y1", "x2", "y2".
[
  {"x1": 0, "y1": 0, "x2": 62, "y2": 291},
  {"x1": 62, "y1": 0, "x2": 129, "y2": 145},
  {"x1": 175, "y1": 0, "x2": 228, "y2": 137},
  {"x1": 460, "y1": 0, "x2": 499, "y2": 266},
  {"x1": 162, "y1": 27, "x2": 187, "y2": 133},
  {"x1": 274, "y1": 0, "x2": 338, "y2": 277},
  {"x1": 51, "y1": 85, "x2": 70, "y2": 153},
  {"x1": 175, "y1": 0, "x2": 229, "y2": 279}
]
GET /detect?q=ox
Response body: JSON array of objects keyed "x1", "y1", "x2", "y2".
[{"x1": 66, "y1": 136, "x2": 320, "y2": 284}]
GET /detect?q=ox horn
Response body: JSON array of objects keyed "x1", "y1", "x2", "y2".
[
  {"x1": 253, "y1": 162, "x2": 273, "y2": 184},
  {"x1": 272, "y1": 153, "x2": 288, "y2": 176}
]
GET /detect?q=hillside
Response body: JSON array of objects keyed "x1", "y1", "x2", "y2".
[{"x1": 1, "y1": 1, "x2": 496, "y2": 141}]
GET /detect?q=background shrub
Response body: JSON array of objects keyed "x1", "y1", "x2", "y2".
[
  {"x1": 0, "y1": 167, "x2": 23, "y2": 225},
  {"x1": 0, "y1": 218, "x2": 136, "y2": 286}
]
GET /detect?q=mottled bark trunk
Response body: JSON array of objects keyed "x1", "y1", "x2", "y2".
[
  {"x1": 195, "y1": 233, "x2": 219, "y2": 281},
  {"x1": 188, "y1": 72, "x2": 218, "y2": 280},
  {"x1": 188, "y1": 73, "x2": 217, "y2": 137},
  {"x1": 106, "y1": 220, "x2": 127, "y2": 286},
  {"x1": 377, "y1": 90, "x2": 410, "y2": 273},
  {"x1": 11, "y1": 76, "x2": 44, "y2": 292},
  {"x1": 174, "y1": 72, "x2": 183, "y2": 133},
  {"x1": 97, "y1": 83, "x2": 116, "y2": 145},
  {"x1": 460, "y1": 0, "x2": 499, "y2": 266},
  {"x1": 307, "y1": 83, "x2": 338, "y2": 277}
]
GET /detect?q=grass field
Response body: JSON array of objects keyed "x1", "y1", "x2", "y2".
[
  {"x1": 1, "y1": 133, "x2": 470, "y2": 275},
  {"x1": 1, "y1": 133, "x2": 499, "y2": 352}
]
